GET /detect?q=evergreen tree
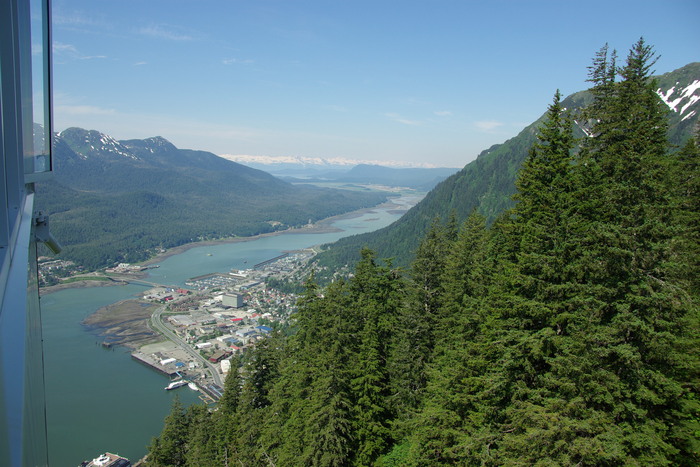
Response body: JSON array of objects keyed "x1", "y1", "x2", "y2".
[
  {"x1": 230, "y1": 335, "x2": 283, "y2": 464},
  {"x1": 670, "y1": 131, "x2": 700, "y2": 296},
  {"x1": 348, "y1": 248, "x2": 404, "y2": 465},
  {"x1": 454, "y1": 90, "x2": 580, "y2": 464},
  {"x1": 561, "y1": 39, "x2": 698, "y2": 464},
  {"x1": 389, "y1": 216, "x2": 458, "y2": 423},
  {"x1": 406, "y1": 213, "x2": 493, "y2": 465},
  {"x1": 269, "y1": 278, "x2": 356, "y2": 466},
  {"x1": 211, "y1": 365, "x2": 241, "y2": 465},
  {"x1": 147, "y1": 396, "x2": 189, "y2": 467},
  {"x1": 183, "y1": 404, "x2": 218, "y2": 467}
]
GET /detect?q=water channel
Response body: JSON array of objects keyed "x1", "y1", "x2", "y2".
[{"x1": 40, "y1": 194, "x2": 421, "y2": 465}]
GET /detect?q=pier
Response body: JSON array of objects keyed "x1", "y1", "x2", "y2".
[
  {"x1": 253, "y1": 253, "x2": 289, "y2": 269},
  {"x1": 131, "y1": 352, "x2": 179, "y2": 378}
]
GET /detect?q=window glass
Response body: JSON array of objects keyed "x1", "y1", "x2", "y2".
[{"x1": 27, "y1": 0, "x2": 52, "y2": 176}]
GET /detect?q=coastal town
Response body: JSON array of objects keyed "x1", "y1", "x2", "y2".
[
  {"x1": 40, "y1": 249, "x2": 315, "y2": 405},
  {"x1": 42, "y1": 196, "x2": 422, "y2": 466},
  {"x1": 130, "y1": 250, "x2": 313, "y2": 402}
]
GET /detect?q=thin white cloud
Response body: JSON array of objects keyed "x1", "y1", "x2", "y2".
[
  {"x1": 52, "y1": 42, "x2": 106, "y2": 61},
  {"x1": 222, "y1": 58, "x2": 254, "y2": 65},
  {"x1": 434, "y1": 110, "x2": 452, "y2": 117},
  {"x1": 53, "y1": 42, "x2": 79, "y2": 54},
  {"x1": 133, "y1": 61, "x2": 148, "y2": 66},
  {"x1": 385, "y1": 113, "x2": 421, "y2": 126},
  {"x1": 52, "y1": 11, "x2": 101, "y2": 28},
  {"x1": 139, "y1": 24, "x2": 194, "y2": 41},
  {"x1": 55, "y1": 104, "x2": 116, "y2": 116},
  {"x1": 475, "y1": 120, "x2": 504, "y2": 132}
]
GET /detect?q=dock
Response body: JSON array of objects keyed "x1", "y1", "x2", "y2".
[
  {"x1": 131, "y1": 352, "x2": 179, "y2": 378},
  {"x1": 199, "y1": 383, "x2": 224, "y2": 402},
  {"x1": 253, "y1": 253, "x2": 289, "y2": 269}
]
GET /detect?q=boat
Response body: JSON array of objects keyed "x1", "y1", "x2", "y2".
[
  {"x1": 165, "y1": 380, "x2": 187, "y2": 390},
  {"x1": 81, "y1": 452, "x2": 131, "y2": 467},
  {"x1": 188, "y1": 382, "x2": 199, "y2": 391}
]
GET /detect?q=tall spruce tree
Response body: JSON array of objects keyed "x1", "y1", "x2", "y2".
[
  {"x1": 562, "y1": 39, "x2": 698, "y2": 464},
  {"x1": 349, "y1": 248, "x2": 403, "y2": 465},
  {"x1": 388, "y1": 216, "x2": 458, "y2": 423},
  {"x1": 406, "y1": 212, "x2": 491, "y2": 465},
  {"x1": 268, "y1": 278, "x2": 356, "y2": 466},
  {"x1": 670, "y1": 131, "x2": 700, "y2": 296},
  {"x1": 147, "y1": 396, "x2": 189, "y2": 467}
]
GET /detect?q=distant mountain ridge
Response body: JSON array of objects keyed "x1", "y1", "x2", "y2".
[
  {"x1": 279, "y1": 164, "x2": 460, "y2": 190},
  {"x1": 220, "y1": 153, "x2": 450, "y2": 170},
  {"x1": 314, "y1": 62, "x2": 700, "y2": 271},
  {"x1": 37, "y1": 128, "x2": 387, "y2": 269}
]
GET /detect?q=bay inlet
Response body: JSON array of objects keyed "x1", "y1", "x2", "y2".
[{"x1": 41, "y1": 194, "x2": 421, "y2": 465}]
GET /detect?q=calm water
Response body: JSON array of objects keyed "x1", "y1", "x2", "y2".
[{"x1": 41, "y1": 195, "x2": 420, "y2": 465}]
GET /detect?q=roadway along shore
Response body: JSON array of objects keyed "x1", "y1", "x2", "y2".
[{"x1": 150, "y1": 305, "x2": 223, "y2": 387}]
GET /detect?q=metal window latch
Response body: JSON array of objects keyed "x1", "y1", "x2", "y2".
[{"x1": 34, "y1": 211, "x2": 62, "y2": 254}]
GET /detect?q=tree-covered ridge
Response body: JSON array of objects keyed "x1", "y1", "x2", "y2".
[
  {"x1": 147, "y1": 41, "x2": 699, "y2": 466},
  {"x1": 36, "y1": 129, "x2": 388, "y2": 270},
  {"x1": 312, "y1": 62, "x2": 700, "y2": 274}
]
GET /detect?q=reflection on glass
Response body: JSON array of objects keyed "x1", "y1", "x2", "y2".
[{"x1": 28, "y1": 0, "x2": 51, "y2": 176}]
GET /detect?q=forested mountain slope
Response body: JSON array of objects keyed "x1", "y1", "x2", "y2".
[
  {"x1": 36, "y1": 128, "x2": 387, "y2": 269},
  {"x1": 147, "y1": 42, "x2": 699, "y2": 466},
  {"x1": 314, "y1": 62, "x2": 700, "y2": 271}
]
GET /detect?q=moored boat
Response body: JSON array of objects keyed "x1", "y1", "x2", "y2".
[{"x1": 165, "y1": 380, "x2": 187, "y2": 390}]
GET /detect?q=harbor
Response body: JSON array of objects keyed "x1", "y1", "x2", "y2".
[{"x1": 41, "y1": 194, "x2": 423, "y2": 465}]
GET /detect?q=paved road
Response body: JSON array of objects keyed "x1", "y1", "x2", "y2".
[{"x1": 150, "y1": 306, "x2": 224, "y2": 387}]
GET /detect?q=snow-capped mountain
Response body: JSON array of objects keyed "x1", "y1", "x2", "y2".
[
  {"x1": 56, "y1": 127, "x2": 137, "y2": 160},
  {"x1": 218, "y1": 153, "x2": 445, "y2": 173},
  {"x1": 657, "y1": 77, "x2": 699, "y2": 122},
  {"x1": 654, "y1": 62, "x2": 700, "y2": 145}
]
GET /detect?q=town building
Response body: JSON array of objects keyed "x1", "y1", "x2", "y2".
[{"x1": 222, "y1": 292, "x2": 244, "y2": 308}]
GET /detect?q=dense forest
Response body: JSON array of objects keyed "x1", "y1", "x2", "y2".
[{"x1": 147, "y1": 41, "x2": 699, "y2": 466}]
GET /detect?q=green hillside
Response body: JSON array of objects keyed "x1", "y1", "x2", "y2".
[
  {"x1": 146, "y1": 42, "x2": 699, "y2": 466},
  {"x1": 313, "y1": 63, "x2": 699, "y2": 273},
  {"x1": 36, "y1": 128, "x2": 387, "y2": 270}
]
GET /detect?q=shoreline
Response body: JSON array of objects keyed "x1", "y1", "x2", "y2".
[
  {"x1": 138, "y1": 223, "x2": 343, "y2": 267},
  {"x1": 82, "y1": 298, "x2": 162, "y2": 350},
  {"x1": 39, "y1": 197, "x2": 407, "y2": 295}
]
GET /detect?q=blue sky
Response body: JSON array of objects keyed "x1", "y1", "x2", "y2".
[{"x1": 52, "y1": 0, "x2": 699, "y2": 168}]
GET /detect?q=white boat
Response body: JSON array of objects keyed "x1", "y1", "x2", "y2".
[
  {"x1": 165, "y1": 380, "x2": 187, "y2": 390},
  {"x1": 188, "y1": 382, "x2": 199, "y2": 391}
]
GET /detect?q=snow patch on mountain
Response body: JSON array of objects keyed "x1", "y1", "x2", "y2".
[
  {"x1": 218, "y1": 154, "x2": 441, "y2": 169},
  {"x1": 657, "y1": 80, "x2": 700, "y2": 117}
]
